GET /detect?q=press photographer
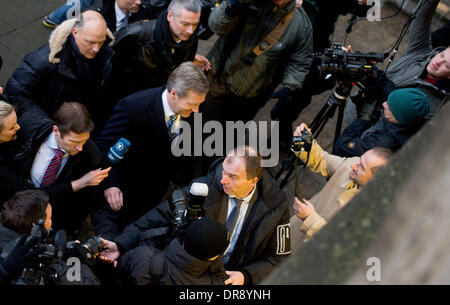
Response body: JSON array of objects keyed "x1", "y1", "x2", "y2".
[
  {"x1": 116, "y1": 218, "x2": 230, "y2": 285},
  {"x1": 290, "y1": 124, "x2": 392, "y2": 244},
  {"x1": 0, "y1": 190, "x2": 101, "y2": 285}
]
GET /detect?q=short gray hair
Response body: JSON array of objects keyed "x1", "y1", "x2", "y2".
[
  {"x1": 168, "y1": 0, "x2": 201, "y2": 15},
  {"x1": 166, "y1": 62, "x2": 209, "y2": 98},
  {"x1": 0, "y1": 101, "x2": 15, "y2": 131}
]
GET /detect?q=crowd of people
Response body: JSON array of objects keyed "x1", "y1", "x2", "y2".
[{"x1": 0, "y1": 0, "x2": 448, "y2": 285}]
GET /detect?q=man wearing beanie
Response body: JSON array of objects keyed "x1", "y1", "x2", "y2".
[
  {"x1": 116, "y1": 218, "x2": 230, "y2": 285},
  {"x1": 333, "y1": 88, "x2": 430, "y2": 157}
]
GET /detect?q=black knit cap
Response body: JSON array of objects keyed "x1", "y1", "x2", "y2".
[{"x1": 183, "y1": 218, "x2": 230, "y2": 261}]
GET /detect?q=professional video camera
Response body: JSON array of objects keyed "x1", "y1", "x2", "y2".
[
  {"x1": 0, "y1": 220, "x2": 104, "y2": 285},
  {"x1": 314, "y1": 42, "x2": 385, "y2": 82},
  {"x1": 276, "y1": 42, "x2": 385, "y2": 190},
  {"x1": 169, "y1": 183, "x2": 208, "y2": 235}
]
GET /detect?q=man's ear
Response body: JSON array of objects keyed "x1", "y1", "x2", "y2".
[
  {"x1": 251, "y1": 177, "x2": 259, "y2": 188},
  {"x1": 169, "y1": 88, "x2": 177, "y2": 98},
  {"x1": 167, "y1": 9, "x2": 173, "y2": 23}
]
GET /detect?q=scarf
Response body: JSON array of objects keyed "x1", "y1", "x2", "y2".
[{"x1": 153, "y1": 10, "x2": 196, "y2": 69}]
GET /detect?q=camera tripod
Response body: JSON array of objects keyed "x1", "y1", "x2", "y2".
[{"x1": 275, "y1": 81, "x2": 354, "y2": 191}]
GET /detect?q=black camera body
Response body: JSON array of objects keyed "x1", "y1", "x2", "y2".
[
  {"x1": 2, "y1": 220, "x2": 104, "y2": 285},
  {"x1": 170, "y1": 191, "x2": 204, "y2": 233},
  {"x1": 291, "y1": 129, "x2": 313, "y2": 152},
  {"x1": 314, "y1": 42, "x2": 385, "y2": 82}
]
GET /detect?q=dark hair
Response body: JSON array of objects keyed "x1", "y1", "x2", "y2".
[
  {"x1": 1, "y1": 190, "x2": 50, "y2": 235},
  {"x1": 229, "y1": 146, "x2": 263, "y2": 180},
  {"x1": 53, "y1": 102, "x2": 94, "y2": 136}
]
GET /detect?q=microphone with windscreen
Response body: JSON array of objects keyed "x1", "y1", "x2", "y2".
[{"x1": 106, "y1": 138, "x2": 131, "y2": 165}]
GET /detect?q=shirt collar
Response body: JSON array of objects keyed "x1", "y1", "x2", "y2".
[
  {"x1": 46, "y1": 131, "x2": 67, "y2": 154},
  {"x1": 162, "y1": 89, "x2": 177, "y2": 119},
  {"x1": 115, "y1": 1, "x2": 129, "y2": 23},
  {"x1": 229, "y1": 185, "x2": 257, "y2": 203}
]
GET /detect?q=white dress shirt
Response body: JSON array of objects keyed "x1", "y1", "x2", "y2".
[
  {"x1": 162, "y1": 89, "x2": 180, "y2": 134},
  {"x1": 30, "y1": 131, "x2": 68, "y2": 187},
  {"x1": 115, "y1": 1, "x2": 130, "y2": 31}
]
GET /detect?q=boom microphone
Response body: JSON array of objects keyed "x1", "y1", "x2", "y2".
[{"x1": 107, "y1": 138, "x2": 131, "y2": 164}]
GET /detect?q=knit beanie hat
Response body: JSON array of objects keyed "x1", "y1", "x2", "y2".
[
  {"x1": 387, "y1": 88, "x2": 430, "y2": 125},
  {"x1": 183, "y1": 218, "x2": 230, "y2": 261}
]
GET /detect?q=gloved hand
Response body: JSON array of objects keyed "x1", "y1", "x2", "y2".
[
  {"x1": 270, "y1": 87, "x2": 294, "y2": 120},
  {"x1": 1, "y1": 234, "x2": 45, "y2": 279}
]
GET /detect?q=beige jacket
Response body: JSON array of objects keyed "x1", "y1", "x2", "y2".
[{"x1": 294, "y1": 140, "x2": 360, "y2": 241}]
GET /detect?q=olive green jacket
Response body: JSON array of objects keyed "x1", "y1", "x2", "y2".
[{"x1": 207, "y1": 0, "x2": 313, "y2": 98}]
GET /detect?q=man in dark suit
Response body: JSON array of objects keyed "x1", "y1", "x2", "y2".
[
  {"x1": 88, "y1": 0, "x2": 164, "y2": 33},
  {"x1": 95, "y1": 62, "x2": 209, "y2": 234},
  {"x1": 99, "y1": 145, "x2": 292, "y2": 285},
  {"x1": 0, "y1": 102, "x2": 111, "y2": 237}
]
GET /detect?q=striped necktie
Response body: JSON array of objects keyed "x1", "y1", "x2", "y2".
[
  {"x1": 40, "y1": 148, "x2": 65, "y2": 187},
  {"x1": 166, "y1": 114, "x2": 179, "y2": 141}
]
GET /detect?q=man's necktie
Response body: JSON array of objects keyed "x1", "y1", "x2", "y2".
[
  {"x1": 166, "y1": 114, "x2": 179, "y2": 142},
  {"x1": 225, "y1": 198, "x2": 244, "y2": 234},
  {"x1": 118, "y1": 15, "x2": 129, "y2": 30},
  {"x1": 40, "y1": 148, "x2": 65, "y2": 187}
]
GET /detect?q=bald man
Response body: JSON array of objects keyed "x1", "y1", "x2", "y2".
[{"x1": 5, "y1": 10, "x2": 115, "y2": 135}]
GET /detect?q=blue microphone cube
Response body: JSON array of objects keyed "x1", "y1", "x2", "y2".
[{"x1": 107, "y1": 138, "x2": 131, "y2": 164}]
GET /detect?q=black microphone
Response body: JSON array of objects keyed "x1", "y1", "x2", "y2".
[
  {"x1": 55, "y1": 230, "x2": 67, "y2": 263},
  {"x1": 106, "y1": 138, "x2": 131, "y2": 165}
]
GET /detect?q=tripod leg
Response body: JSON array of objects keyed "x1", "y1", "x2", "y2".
[{"x1": 333, "y1": 101, "x2": 346, "y2": 145}]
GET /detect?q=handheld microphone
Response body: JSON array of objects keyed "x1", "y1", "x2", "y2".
[
  {"x1": 55, "y1": 230, "x2": 67, "y2": 263},
  {"x1": 107, "y1": 138, "x2": 131, "y2": 164}
]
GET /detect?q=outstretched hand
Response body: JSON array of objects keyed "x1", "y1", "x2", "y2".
[{"x1": 98, "y1": 238, "x2": 120, "y2": 266}]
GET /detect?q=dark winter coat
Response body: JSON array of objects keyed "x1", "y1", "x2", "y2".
[
  {"x1": 118, "y1": 239, "x2": 228, "y2": 285},
  {"x1": 105, "y1": 10, "x2": 198, "y2": 101},
  {"x1": 4, "y1": 21, "x2": 114, "y2": 134},
  {"x1": 333, "y1": 116, "x2": 424, "y2": 157}
]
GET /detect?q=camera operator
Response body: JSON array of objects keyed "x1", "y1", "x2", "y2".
[
  {"x1": 115, "y1": 218, "x2": 229, "y2": 285},
  {"x1": 333, "y1": 88, "x2": 430, "y2": 157},
  {"x1": 99, "y1": 145, "x2": 291, "y2": 285},
  {"x1": 273, "y1": 0, "x2": 372, "y2": 146},
  {"x1": 351, "y1": 0, "x2": 449, "y2": 124},
  {"x1": 0, "y1": 190, "x2": 51, "y2": 283},
  {"x1": 0, "y1": 190, "x2": 102, "y2": 285},
  {"x1": 290, "y1": 124, "x2": 392, "y2": 244},
  {"x1": 202, "y1": 0, "x2": 313, "y2": 126}
]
